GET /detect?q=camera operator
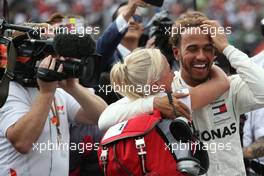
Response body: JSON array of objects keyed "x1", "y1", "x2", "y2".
[
  {"x1": 0, "y1": 54, "x2": 107, "y2": 175},
  {"x1": 44, "y1": 13, "x2": 106, "y2": 175}
]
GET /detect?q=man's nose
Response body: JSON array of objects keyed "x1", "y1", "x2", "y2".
[
  {"x1": 196, "y1": 49, "x2": 206, "y2": 60},
  {"x1": 128, "y1": 18, "x2": 136, "y2": 25}
]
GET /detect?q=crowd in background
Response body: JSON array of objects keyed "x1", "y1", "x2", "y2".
[{"x1": 1, "y1": 0, "x2": 264, "y2": 55}]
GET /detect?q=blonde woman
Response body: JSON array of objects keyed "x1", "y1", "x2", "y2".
[{"x1": 98, "y1": 48, "x2": 229, "y2": 130}]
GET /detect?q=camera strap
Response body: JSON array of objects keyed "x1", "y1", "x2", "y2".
[
  {"x1": 37, "y1": 67, "x2": 67, "y2": 82},
  {"x1": 0, "y1": 40, "x2": 16, "y2": 107},
  {"x1": 50, "y1": 97, "x2": 62, "y2": 144}
]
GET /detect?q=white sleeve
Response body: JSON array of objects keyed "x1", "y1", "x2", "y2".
[
  {"x1": 98, "y1": 96, "x2": 154, "y2": 130},
  {"x1": 0, "y1": 83, "x2": 31, "y2": 137},
  {"x1": 223, "y1": 45, "x2": 264, "y2": 114},
  {"x1": 251, "y1": 50, "x2": 264, "y2": 68},
  {"x1": 115, "y1": 15, "x2": 129, "y2": 33}
]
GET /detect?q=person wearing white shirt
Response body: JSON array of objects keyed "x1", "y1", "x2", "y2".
[{"x1": 0, "y1": 55, "x2": 107, "y2": 176}]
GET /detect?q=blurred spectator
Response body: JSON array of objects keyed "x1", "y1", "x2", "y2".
[{"x1": 243, "y1": 50, "x2": 264, "y2": 175}]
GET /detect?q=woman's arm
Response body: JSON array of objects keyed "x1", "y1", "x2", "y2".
[{"x1": 190, "y1": 65, "x2": 230, "y2": 110}]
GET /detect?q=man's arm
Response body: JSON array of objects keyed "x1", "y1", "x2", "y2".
[
  {"x1": 224, "y1": 46, "x2": 264, "y2": 113},
  {"x1": 98, "y1": 96, "x2": 154, "y2": 130},
  {"x1": 61, "y1": 81, "x2": 107, "y2": 124},
  {"x1": 203, "y1": 20, "x2": 264, "y2": 114},
  {"x1": 243, "y1": 136, "x2": 264, "y2": 159},
  {"x1": 98, "y1": 93, "x2": 190, "y2": 131},
  {"x1": 6, "y1": 92, "x2": 54, "y2": 154},
  {"x1": 96, "y1": 16, "x2": 127, "y2": 72}
]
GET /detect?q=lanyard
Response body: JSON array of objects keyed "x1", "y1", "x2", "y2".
[{"x1": 50, "y1": 97, "x2": 62, "y2": 144}]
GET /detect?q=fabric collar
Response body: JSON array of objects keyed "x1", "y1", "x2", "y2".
[{"x1": 117, "y1": 44, "x2": 131, "y2": 59}]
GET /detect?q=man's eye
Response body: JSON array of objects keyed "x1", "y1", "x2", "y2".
[
  {"x1": 188, "y1": 46, "x2": 197, "y2": 52},
  {"x1": 204, "y1": 46, "x2": 214, "y2": 52}
]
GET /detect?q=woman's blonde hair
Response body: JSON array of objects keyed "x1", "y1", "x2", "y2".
[{"x1": 110, "y1": 48, "x2": 164, "y2": 99}]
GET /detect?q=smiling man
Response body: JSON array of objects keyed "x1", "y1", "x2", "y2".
[
  {"x1": 97, "y1": 0, "x2": 145, "y2": 73},
  {"x1": 173, "y1": 27, "x2": 215, "y2": 86},
  {"x1": 98, "y1": 11, "x2": 264, "y2": 175},
  {"x1": 113, "y1": 1, "x2": 144, "y2": 54},
  {"x1": 95, "y1": 0, "x2": 146, "y2": 104}
]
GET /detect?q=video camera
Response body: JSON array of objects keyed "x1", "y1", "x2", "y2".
[
  {"x1": 0, "y1": 17, "x2": 101, "y2": 107},
  {"x1": 0, "y1": 17, "x2": 101, "y2": 87}
]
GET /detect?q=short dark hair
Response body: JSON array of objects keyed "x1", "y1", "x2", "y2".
[
  {"x1": 170, "y1": 11, "x2": 208, "y2": 47},
  {"x1": 112, "y1": 1, "x2": 128, "y2": 21}
]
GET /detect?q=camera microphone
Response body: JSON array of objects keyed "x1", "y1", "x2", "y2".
[
  {"x1": 37, "y1": 34, "x2": 100, "y2": 87},
  {"x1": 53, "y1": 34, "x2": 95, "y2": 58},
  {"x1": 26, "y1": 34, "x2": 96, "y2": 58}
]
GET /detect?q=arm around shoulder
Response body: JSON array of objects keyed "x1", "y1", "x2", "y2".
[{"x1": 98, "y1": 96, "x2": 154, "y2": 130}]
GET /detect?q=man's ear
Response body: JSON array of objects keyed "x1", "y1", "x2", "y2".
[{"x1": 172, "y1": 47, "x2": 180, "y2": 61}]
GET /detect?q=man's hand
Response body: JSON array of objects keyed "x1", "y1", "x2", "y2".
[
  {"x1": 153, "y1": 93, "x2": 191, "y2": 120},
  {"x1": 37, "y1": 55, "x2": 62, "y2": 95},
  {"x1": 200, "y1": 20, "x2": 229, "y2": 52},
  {"x1": 122, "y1": 0, "x2": 146, "y2": 22},
  {"x1": 243, "y1": 136, "x2": 264, "y2": 159}
]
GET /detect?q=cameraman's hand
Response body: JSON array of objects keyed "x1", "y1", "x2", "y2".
[
  {"x1": 153, "y1": 93, "x2": 191, "y2": 120},
  {"x1": 58, "y1": 78, "x2": 79, "y2": 93},
  {"x1": 37, "y1": 55, "x2": 62, "y2": 94},
  {"x1": 122, "y1": 0, "x2": 146, "y2": 22}
]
